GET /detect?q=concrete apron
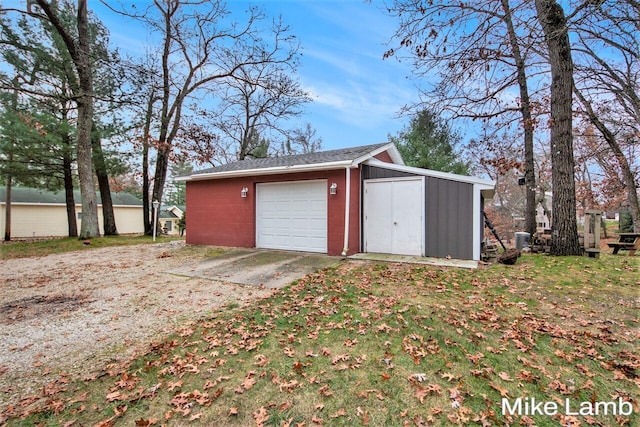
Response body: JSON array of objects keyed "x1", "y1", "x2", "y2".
[
  {"x1": 168, "y1": 248, "x2": 342, "y2": 288},
  {"x1": 349, "y1": 252, "x2": 479, "y2": 269}
]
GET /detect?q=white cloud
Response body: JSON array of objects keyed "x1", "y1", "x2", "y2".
[{"x1": 304, "y1": 75, "x2": 413, "y2": 131}]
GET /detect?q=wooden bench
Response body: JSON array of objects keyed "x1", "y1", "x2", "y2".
[{"x1": 607, "y1": 233, "x2": 640, "y2": 256}]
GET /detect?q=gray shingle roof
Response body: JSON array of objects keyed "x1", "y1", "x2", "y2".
[
  {"x1": 160, "y1": 210, "x2": 178, "y2": 219},
  {"x1": 190, "y1": 142, "x2": 391, "y2": 176},
  {"x1": 0, "y1": 187, "x2": 142, "y2": 206}
]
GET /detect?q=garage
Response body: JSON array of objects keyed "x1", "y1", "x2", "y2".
[
  {"x1": 256, "y1": 180, "x2": 328, "y2": 253},
  {"x1": 182, "y1": 142, "x2": 494, "y2": 260},
  {"x1": 363, "y1": 177, "x2": 425, "y2": 256}
]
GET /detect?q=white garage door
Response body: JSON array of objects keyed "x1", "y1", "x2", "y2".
[
  {"x1": 256, "y1": 180, "x2": 327, "y2": 253},
  {"x1": 363, "y1": 177, "x2": 425, "y2": 256}
]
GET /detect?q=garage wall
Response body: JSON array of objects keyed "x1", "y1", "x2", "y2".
[
  {"x1": 185, "y1": 169, "x2": 361, "y2": 256},
  {"x1": 111, "y1": 206, "x2": 145, "y2": 234},
  {"x1": 373, "y1": 150, "x2": 394, "y2": 163},
  {"x1": 0, "y1": 204, "x2": 144, "y2": 238},
  {"x1": 186, "y1": 176, "x2": 256, "y2": 248},
  {"x1": 425, "y1": 178, "x2": 473, "y2": 260},
  {"x1": 362, "y1": 164, "x2": 414, "y2": 179},
  {"x1": 1, "y1": 204, "x2": 70, "y2": 237}
]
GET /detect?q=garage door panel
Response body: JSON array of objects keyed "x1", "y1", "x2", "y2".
[
  {"x1": 256, "y1": 180, "x2": 328, "y2": 253},
  {"x1": 364, "y1": 178, "x2": 424, "y2": 256},
  {"x1": 363, "y1": 181, "x2": 393, "y2": 254}
]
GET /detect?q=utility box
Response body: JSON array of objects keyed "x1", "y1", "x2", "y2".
[{"x1": 515, "y1": 232, "x2": 530, "y2": 250}]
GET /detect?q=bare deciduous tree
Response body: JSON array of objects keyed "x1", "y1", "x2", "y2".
[
  {"x1": 110, "y1": 0, "x2": 304, "y2": 222},
  {"x1": 383, "y1": 0, "x2": 541, "y2": 236},
  {"x1": 212, "y1": 62, "x2": 310, "y2": 160},
  {"x1": 571, "y1": 0, "x2": 640, "y2": 231}
]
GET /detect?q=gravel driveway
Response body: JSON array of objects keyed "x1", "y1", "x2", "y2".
[{"x1": 0, "y1": 242, "x2": 273, "y2": 408}]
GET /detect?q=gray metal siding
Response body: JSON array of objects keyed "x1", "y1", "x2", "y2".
[
  {"x1": 425, "y1": 178, "x2": 473, "y2": 259},
  {"x1": 361, "y1": 165, "x2": 415, "y2": 180}
]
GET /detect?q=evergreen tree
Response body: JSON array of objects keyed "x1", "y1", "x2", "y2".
[{"x1": 390, "y1": 110, "x2": 471, "y2": 175}]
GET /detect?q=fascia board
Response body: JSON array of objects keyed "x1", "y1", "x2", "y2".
[{"x1": 180, "y1": 160, "x2": 354, "y2": 181}]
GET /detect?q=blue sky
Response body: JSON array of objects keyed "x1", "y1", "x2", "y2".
[{"x1": 92, "y1": 0, "x2": 419, "y2": 151}]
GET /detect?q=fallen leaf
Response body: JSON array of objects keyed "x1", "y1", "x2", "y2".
[
  {"x1": 242, "y1": 376, "x2": 256, "y2": 391},
  {"x1": 95, "y1": 417, "x2": 116, "y2": 427},
  {"x1": 279, "y1": 401, "x2": 291, "y2": 411},
  {"x1": 489, "y1": 382, "x2": 509, "y2": 397},
  {"x1": 167, "y1": 380, "x2": 182, "y2": 391},
  {"x1": 498, "y1": 372, "x2": 514, "y2": 382},
  {"x1": 414, "y1": 386, "x2": 428, "y2": 403},
  {"x1": 113, "y1": 404, "x2": 127, "y2": 417},
  {"x1": 253, "y1": 406, "x2": 269, "y2": 426},
  {"x1": 106, "y1": 391, "x2": 123, "y2": 402},
  {"x1": 255, "y1": 354, "x2": 270, "y2": 367},
  {"x1": 411, "y1": 373, "x2": 428, "y2": 382},
  {"x1": 441, "y1": 372, "x2": 458, "y2": 382},
  {"x1": 357, "y1": 406, "x2": 370, "y2": 425},
  {"x1": 426, "y1": 383, "x2": 442, "y2": 395},
  {"x1": 134, "y1": 419, "x2": 154, "y2": 426},
  {"x1": 330, "y1": 408, "x2": 346, "y2": 418}
]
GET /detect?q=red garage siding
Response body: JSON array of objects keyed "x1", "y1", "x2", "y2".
[
  {"x1": 186, "y1": 169, "x2": 361, "y2": 256},
  {"x1": 186, "y1": 177, "x2": 256, "y2": 248}
]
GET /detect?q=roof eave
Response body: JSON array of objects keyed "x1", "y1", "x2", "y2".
[
  {"x1": 352, "y1": 142, "x2": 404, "y2": 166},
  {"x1": 481, "y1": 188, "x2": 496, "y2": 199},
  {"x1": 0, "y1": 202, "x2": 142, "y2": 207},
  {"x1": 364, "y1": 158, "x2": 496, "y2": 187},
  {"x1": 180, "y1": 159, "x2": 355, "y2": 181}
]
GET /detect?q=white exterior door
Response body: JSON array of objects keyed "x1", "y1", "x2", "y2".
[
  {"x1": 363, "y1": 178, "x2": 424, "y2": 256},
  {"x1": 256, "y1": 180, "x2": 327, "y2": 253}
]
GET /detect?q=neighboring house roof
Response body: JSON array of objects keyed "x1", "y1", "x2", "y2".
[
  {"x1": 160, "y1": 205, "x2": 185, "y2": 219},
  {"x1": 0, "y1": 187, "x2": 142, "y2": 206},
  {"x1": 178, "y1": 142, "x2": 403, "y2": 181},
  {"x1": 159, "y1": 211, "x2": 178, "y2": 219}
]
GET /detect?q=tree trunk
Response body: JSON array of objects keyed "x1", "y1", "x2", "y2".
[
  {"x1": 142, "y1": 91, "x2": 156, "y2": 235},
  {"x1": 142, "y1": 140, "x2": 151, "y2": 235},
  {"x1": 4, "y1": 84, "x2": 17, "y2": 241},
  {"x1": 62, "y1": 135, "x2": 78, "y2": 237},
  {"x1": 74, "y1": 0, "x2": 99, "y2": 239},
  {"x1": 151, "y1": 148, "x2": 169, "y2": 216},
  {"x1": 36, "y1": 0, "x2": 100, "y2": 239},
  {"x1": 501, "y1": 0, "x2": 537, "y2": 237},
  {"x1": 148, "y1": 5, "x2": 175, "y2": 233},
  {"x1": 4, "y1": 172, "x2": 11, "y2": 242},
  {"x1": 535, "y1": 0, "x2": 581, "y2": 255},
  {"x1": 92, "y1": 128, "x2": 118, "y2": 235}
]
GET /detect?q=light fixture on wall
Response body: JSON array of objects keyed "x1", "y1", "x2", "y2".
[
  {"x1": 330, "y1": 182, "x2": 338, "y2": 195},
  {"x1": 241, "y1": 187, "x2": 249, "y2": 198}
]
